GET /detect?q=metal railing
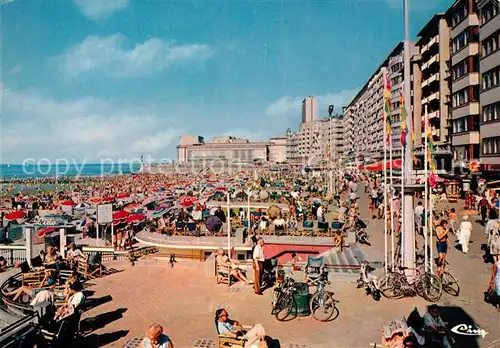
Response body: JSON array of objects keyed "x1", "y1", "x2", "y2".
[{"x1": 0, "y1": 245, "x2": 28, "y2": 266}]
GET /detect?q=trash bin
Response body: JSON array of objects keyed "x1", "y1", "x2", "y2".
[{"x1": 291, "y1": 282, "x2": 310, "y2": 316}]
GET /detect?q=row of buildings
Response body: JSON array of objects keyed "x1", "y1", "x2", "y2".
[
  {"x1": 344, "y1": 0, "x2": 500, "y2": 175},
  {"x1": 176, "y1": 0, "x2": 499, "y2": 174}
]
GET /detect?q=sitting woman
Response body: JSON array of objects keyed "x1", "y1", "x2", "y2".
[
  {"x1": 3, "y1": 269, "x2": 57, "y2": 302},
  {"x1": 216, "y1": 248, "x2": 251, "y2": 285},
  {"x1": 54, "y1": 281, "x2": 85, "y2": 321},
  {"x1": 0, "y1": 256, "x2": 8, "y2": 272},
  {"x1": 140, "y1": 323, "x2": 174, "y2": 348},
  {"x1": 215, "y1": 308, "x2": 267, "y2": 348}
]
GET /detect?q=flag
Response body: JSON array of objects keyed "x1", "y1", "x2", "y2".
[
  {"x1": 409, "y1": 107, "x2": 418, "y2": 165},
  {"x1": 400, "y1": 87, "x2": 408, "y2": 146},
  {"x1": 425, "y1": 112, "x2": 436, "y2": 172},
  {"x1": 384, "y1": 72, "x2": 392, "y2": 144}
]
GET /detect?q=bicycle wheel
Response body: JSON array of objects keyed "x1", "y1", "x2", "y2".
[
  {"x1": 441, "y1": 271, "x2": 460, "y2": 296},
  {"x1": 310, "y1": 292, "x2": 337, "y2": 321},
  {"x1": 274, "y1": 292, "x2": 294, "y2": 321},
  {"x1": 419, "y1": 272, "x2": 443, "y2": 302},
  {"x1": 378, "y1": 272, "x2": 404, "y2": 299}
]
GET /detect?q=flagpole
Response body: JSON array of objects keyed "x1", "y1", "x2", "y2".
[
  {"x1": 227, "y1": 190, "x2": 231, "y2": 256},
  {"x1": 390, "y1": 135, "x2": 395, "y2": 271},
  {"x1": 401, "y1": 108, "x2": 405, "y2": 267},
  {"x1": 424, "y1": 104, "x2": 429, "y2": 272},
  {"x1": 384, "y1": 87, "x2": 389, "y2": 274}
]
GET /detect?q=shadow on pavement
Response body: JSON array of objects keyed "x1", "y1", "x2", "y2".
[
  {"x1": 81, "y1": 307, "x2": 127, "y2": 333},
  {"x1": 80, "y1": 329, "x2": 129, "y2": 347},
  {"x1": 82, "y1": 294, "x2": 113, "y2": 311},
  {"x1": 439, "y1": 306, "x2": 480, "y2": 348}
]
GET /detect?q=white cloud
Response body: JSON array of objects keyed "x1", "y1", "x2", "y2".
[
  {"x1": 0, "y1": 85, "x2": 183, "y2": 163},
  {"x1": 56, "y1": 34, "x2": 215, "y2": 78},
  {"x1": 8, "y1": 65, "x2": 23, "y2": 75},
  {"x1": 265, "y1": 89, "x2": 359, "y2": 118},
  {"x1": 73, "y1": 0, "x2": 129, "y2": 19}
]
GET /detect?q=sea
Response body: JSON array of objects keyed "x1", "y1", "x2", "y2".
[{"x1": 1, "y1": 163, "x2": 142, "y2": 180}]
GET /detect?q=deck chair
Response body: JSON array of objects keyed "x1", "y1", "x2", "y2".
[
  {"x1": 174, "y1": 221, "x2": 185, "y2": 235},
  {"x1": 41, "y1": 308, "x2": 82, "y2": 348},
  {"x1": 186, "y1": 222, "x2": 198, "y2": 235},
  {"x1": 305, "y1": 255, "x2": 324, "y2": 282},
  {"x1": 216, "y1": 262, "x2": 233, "y2": 287},
  {"x1": 77, "y1": 253, "x2": 103, "y2": 280},
  {"x1": 317, "y1": 222, "x2": 329, "y2": 236},
  {"x1": 22, "y1": 270, "x2": 46, "y2": 288},
  {"x1": 215, "y1": 320, "x2": 248, "y2": 348}
]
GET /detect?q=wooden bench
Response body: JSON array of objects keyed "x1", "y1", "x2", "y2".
[{"x1": 216, "y1": 262, "x2": 233, "y2": 286}]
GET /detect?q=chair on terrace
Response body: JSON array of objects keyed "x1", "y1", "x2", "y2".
[{"x1": 304, "y1": 255, "x2": 324, "y2": 283}]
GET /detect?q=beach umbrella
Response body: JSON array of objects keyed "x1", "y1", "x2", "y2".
[
  {"x1": 37, "y1": 227, "x2": 57, "y2": 238},
  {"x1": 4, "y1": 211, "x2": 26, "y2": 221},
  {"x1": 88, "y1": 197, "x2": 102, "y2": 204},
  {"x1": 103, "y1": 197, "x2": 114, "y2": 203},
  {"x1": 152, "y1": 208, "x2": 167, "y2": 218},
  {"x1": 267, "y1": 205, "x2": 281, "y2": 220},
  {"x1": 206, "y1": 215, "x2": 222, "y2": 232},
  {"x1": 60, "y1": 200, "x2": 75, "y2": 206},
  {"x1": 259, "y1": 191, "x2": 269, "y2": 200},
  {"x1": 127, "y1": 214, "x2": 145, "y2": 224},
  {"x1": 116, "y1": 193, "x2": 130, "y2": 199},
  {"x1": 113, "y1": 210, "x2": 129, "y2": 220}
]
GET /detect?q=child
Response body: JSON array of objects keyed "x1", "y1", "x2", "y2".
[
  {"x1": 448, "y1": 208, "x2": 457, "y2": 234},
  {"x1": 368, "y1": 197, "x2": 375, "y2": 219}
]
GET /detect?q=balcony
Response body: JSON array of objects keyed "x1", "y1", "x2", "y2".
[
  {"x1": 428, "y1": 110, "x2": 440, "y2": 120},
  {"x1": 452, "y1": 43, "x2": 479, "y2": 65},
  {"x1": 451, "y1": 15, "x2": 479, "y2": 38},
  {"x1": 422, "y1": 72, "x2": 440, "y2": 88},
  {"x1": 421, "y1": 35, "x2": 439, "y2": 55},
  {"x1": 452, "y1": 131, "x2": 480, "y2": 146},
  {"x1": 422, "y1": 53, "x2": 439, "y2": 71},
  {"x1": 452, "y1": 72, "x2": 479, "y2": 92},
  {"x1": 452, "y1": 102, "x2": 480, "y2": 119},
  {"x1": 423, "y1": 91, "x2": 440, "y2": 104}
]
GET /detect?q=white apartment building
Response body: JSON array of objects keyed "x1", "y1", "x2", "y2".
[{"x1": 302, "y1": 96, "x2": 318, "y2": 123}]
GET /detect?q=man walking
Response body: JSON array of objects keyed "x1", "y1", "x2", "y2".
[
  {"x1": 253, "y1": 238, "x2": 265, "y2": 295},
  {"x1": 414, "y1": 201, "x2": 424, "y2": 235}
]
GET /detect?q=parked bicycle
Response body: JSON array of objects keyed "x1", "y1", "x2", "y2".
[
  {"x1": 378, "y1": 266, "x2": 442, "y2": 302},
  {"x1": 307, "y1": 268, "x2": 338, "y2": 321},
  {"x1": 436, "y1": 262, "x2": 460, "y2": 296},
  {"x1": 356, "y1": 260, "x2": 381, "y2": 301},
  {"x1": 271, "y1": 269, "x2": 297, "y2": 321}
]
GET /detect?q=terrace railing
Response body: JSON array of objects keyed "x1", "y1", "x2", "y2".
[{"x1": 0, "y1": 245, "x2": 28, "y2": 266}]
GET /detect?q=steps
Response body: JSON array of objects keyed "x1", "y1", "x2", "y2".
[{"x1": 320, "y1": 244, "x2": 366, "y2": 283}]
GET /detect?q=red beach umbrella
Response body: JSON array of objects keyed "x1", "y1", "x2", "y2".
[
  {"x1": 116, "y1": 193, "x2": 130, "y2": 199},
  {"x1": 37, "y1": 227, "x2": 57, "y2": 237},
  {"x1": 127, "y1": 214, "x2": 145, "y2": 224},
  {"x1": 113, "y1": 210, "x2": 130, "y2": 220},
  {"x1": 60, "y1": 200, "x2": 75, "y2": 206},
  {"x1": 4, "y1": 211, "x2": 26, "y2": 221}
]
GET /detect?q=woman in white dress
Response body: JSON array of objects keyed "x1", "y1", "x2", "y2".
[{"x1": 457, "y1": 215, "x2": 472, "y2": 254}]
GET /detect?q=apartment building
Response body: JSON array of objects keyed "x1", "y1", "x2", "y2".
[
  {"x1": 344, "y1": 42, "x2": 415, "y2": 163},
  {"x1": 302, "y1": 96, "x2": 318, "y2": 123},
  {"x1": 445, "y1": 0, "x2": 481, "y2": 172},
  {"x1": 478, "y1": 0, "x2": 500, "y2": 168},
  {"x1": 413, "y1": 13, "x2": 453, "y2": 173}
]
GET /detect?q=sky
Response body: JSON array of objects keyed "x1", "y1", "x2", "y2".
[{"x1": 1, "y1": 0, "x2": 455, "y2": 163}]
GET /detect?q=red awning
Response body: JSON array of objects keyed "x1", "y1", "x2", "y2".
[{"x1": 362, "y1": 159, "x2": 402, "y2": 171}]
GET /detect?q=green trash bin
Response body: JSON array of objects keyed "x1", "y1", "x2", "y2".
[{"x1": 291, "y1": 282, "x2": 310, "y2": 316}]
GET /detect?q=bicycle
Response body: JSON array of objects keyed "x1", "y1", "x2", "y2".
[
  {"x1": 271, "y1": 270, "x2": 297, "y2": 321},
  {"x1": 435, "y1": 262, "x2": 460, "y2": 296},
  {"x1": 378, "y1": 266, "x2": 443, "y2": 302},
  {"x1": 307, "y1": 268, "x2": 338, "y2": 321}
]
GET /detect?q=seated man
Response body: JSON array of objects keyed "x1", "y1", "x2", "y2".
[
  {"x1": 216, "y1": 248, "x2": 251, "y2": 285},
  {"x1": 423, "y1": 304, "x2": 453, "y2": 348},
  {"x1": 215, "y1": 308, "x2": 267, "y2": 348},
  {"x1": 67, "y1": 243, "x2": 85, "y2": 264},
  {"x1": 3, "y1": 269, "x2": 57, "y2": 302},
  {"x1": 0, "y1": 256, "x2": 7, "y2": 271}
]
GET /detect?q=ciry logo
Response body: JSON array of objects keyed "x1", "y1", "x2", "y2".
[{"x1": 451, "y1": 324, "x2": 488, "y2": 338}]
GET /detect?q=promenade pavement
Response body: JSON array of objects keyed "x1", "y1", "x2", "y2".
[{"x1": 79, "y1": 186, "x2": 500, "y2": 348}]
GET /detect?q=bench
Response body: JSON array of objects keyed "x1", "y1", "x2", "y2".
[{"x1": 22, "y1": 271, "x2": 46, "y2": 288}]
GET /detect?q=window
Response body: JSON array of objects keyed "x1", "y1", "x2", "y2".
[
  {"x1": 452, "y1": 5, "x2": 468, "y2": 27},
  {"x1": 452, "y1": 87, "x2": 470, "y2": 107},
  {"x1": 482, "y1": 66, "x2": 500, "y2": 90},
  {"x1": 453, "y1": 117, "x2": 468, "y2": 133},
  {"x1": 452, "y1": 29, "x2": 469, "y2": 53},
  {"x1": 482, "y1": 31, "x2": 500, "y2": 57},
  {"x1": 483, "y1": 102, "x2": 500, "y2": 123},
  {"x1": 481, "y1": 1, "x2": 499, "y2": 25},
  {"x1": 483, "y1": 137, "x2": 500, "y2": 155},
  {"x1": 452, "y1": 58, "x2": 469, "y2": 80}
]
